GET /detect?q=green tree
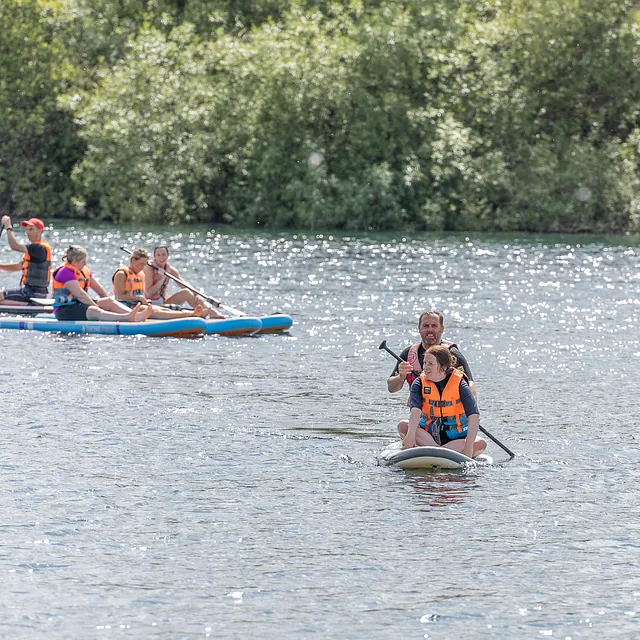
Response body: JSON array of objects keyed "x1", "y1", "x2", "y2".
[{"x1": 0, "y1": 0, "x2": 83, "y2": 217}]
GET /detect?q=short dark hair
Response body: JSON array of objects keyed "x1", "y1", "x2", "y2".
[
  {"x1": 154, "y1": 245, "x2": 170, "y2": 255},
  {"x1": 418, "y1": 311, "x2": 444, "y2": 326}
]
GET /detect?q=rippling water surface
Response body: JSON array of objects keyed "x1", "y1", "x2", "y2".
[{"x1": 1, "y1": 224, "x2": 639, "y2": 639}]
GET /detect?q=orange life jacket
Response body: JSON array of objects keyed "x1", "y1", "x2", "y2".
[
  {"x1": 419, "y1": 369, "x2": 468, "y2": 442},
  {"x1": 112, "y1": 266, "x2": 145, "y2": 298},
  {"x1": 52, "y1": 263, "x2": 91, "y2": 306},
  {"x1": 405, "y1": 339, "x2": 457, "y2": 405},
  {"x1": 20, "y1": 241, "x2": 52, "y2": 290}
]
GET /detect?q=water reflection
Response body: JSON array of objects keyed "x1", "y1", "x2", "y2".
[
  {"x1": 401, "y1": 472, "x2": 479, "y2": 510},
  {"x1": 1, "y1": 225, "x2": 640, "y2": 639}
]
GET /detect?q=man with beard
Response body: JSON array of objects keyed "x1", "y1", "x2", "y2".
[{"x1": 387, "y1": 310, "x2": 475, "y2": 395}]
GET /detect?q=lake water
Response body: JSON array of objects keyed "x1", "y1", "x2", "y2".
[{"x1": 1, "y1": 224, "x2": 639, "y2": 639}]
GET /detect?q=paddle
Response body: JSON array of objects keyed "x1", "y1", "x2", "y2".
[
  {"x1": 119, "y1": 246, "x2": 245, "y2": 316},
  {"x1": 378, "y1": 339, "x2": 516, "y2": 459}
]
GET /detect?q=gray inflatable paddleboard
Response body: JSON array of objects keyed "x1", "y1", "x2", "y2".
[{"x1": 378, "y1": 441, "x2": 492, "y2": 470}]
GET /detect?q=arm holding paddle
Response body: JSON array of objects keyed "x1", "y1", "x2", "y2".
[
  {"x1": 1, "y1": 216, "x2": 27, "y2": 253},
  {"x1": 387, "y1": 360, "x2": 415, "y2": 393},
  {"x1": 120, "y1": 246, "x2": 244, "y2": 317},
  {"x1": 0, "y1": 261, "x2": 22, "y2": 272},
  {"x1": 143, "y1": 263, "x2": 166, "y2": 300}
]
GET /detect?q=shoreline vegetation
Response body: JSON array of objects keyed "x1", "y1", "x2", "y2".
[{"x1": 2, "y1": 1, "x2": 640, "y2": 234}]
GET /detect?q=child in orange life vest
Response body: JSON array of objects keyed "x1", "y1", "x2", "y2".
[{"x1": 401, "y1": 345, "x2": 486, "y2": 458}]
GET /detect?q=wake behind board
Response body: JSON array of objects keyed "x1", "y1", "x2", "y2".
[{"x1": 378, "y1": 441, "x2": 492, "y2": 470}]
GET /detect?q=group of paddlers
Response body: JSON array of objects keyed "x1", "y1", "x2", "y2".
[
  {"x1": 0, "y1": 217, "x2": 223, "y2": 323},
  {"x1": 387, "y1": 311, "x2": 487, "y2": 457}
]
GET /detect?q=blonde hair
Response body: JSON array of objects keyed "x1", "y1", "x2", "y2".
[
  {"x1": 130, "y1": 248, "x2": 149, "y2": 263},
  {"x1": 64, "y1": 245, "x2": 88, "y2": 264}
]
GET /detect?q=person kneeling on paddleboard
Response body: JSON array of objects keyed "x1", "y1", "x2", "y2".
[{"x1": 401, "y1": 345, "x2": 486, "y2": 458}]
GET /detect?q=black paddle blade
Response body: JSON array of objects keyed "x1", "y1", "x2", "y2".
[{"x1": 378, "y1": 340, "x2": 387, "y2": 350}]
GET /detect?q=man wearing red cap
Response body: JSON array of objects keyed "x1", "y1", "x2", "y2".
[{"x1": 0, "y1": 216, "x2": 52, "y2": 306}]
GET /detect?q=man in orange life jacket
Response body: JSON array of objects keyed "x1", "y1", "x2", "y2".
[{"x1": 0, "y1": 216, "x2": 51, "y2": 306}]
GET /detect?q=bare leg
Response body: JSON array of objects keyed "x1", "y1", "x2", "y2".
[
  {"x1": 148, "y1": 304, "x2": 204, "y2": 320},
  {"x1": 413, "y1": 430, "x2": 439, "y2": 446},
  {"x1": 397, "y1": 421, "x2": 439, "y2": 446},
  {"x1": 86, "y1": 303, "x2": 153, "y2": 322},
  {"x1": 443, "y1": 437, "x2": 487, "y2": 457},
  {"x1": 164, "y1": 290, "x2": 224, "y2": 318},
  {"x1": 95, "y1": 297, "x2": 136, "y2": 313},
  {"x1": 398, "y1": 421, "x2": 486, "y2": 457},
  {"x1": 473, "y1": 438, "x2": 487, "y2": 457}
]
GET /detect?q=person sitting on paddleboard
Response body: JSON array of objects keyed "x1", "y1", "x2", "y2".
[
  {"x1": 388, "y1": 310, "x2": 476, "y2": 435},
  {"x1": 143, "y1": 245, "x2": 224, "y2": 319},
  {"x1": 52, "y1": 245, "x2": 153, "y2": 323},
  {"x1": 112, "y1": 248, "x2": 207, "y2": 320},
  {"x1": 0, "y1": 216, "x2": 51, "y2": 307},
  {"x1": 402, "y1": 345, "x2": 486, "y2": 458}
]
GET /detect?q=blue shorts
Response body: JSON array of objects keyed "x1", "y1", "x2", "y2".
[{"x1": 1, "y1": 285, "x2": 48, "y2": 303}]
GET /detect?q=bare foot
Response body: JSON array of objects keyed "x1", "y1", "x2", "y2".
[
  {"x1": 139, "y1": 305, "x2": 154, "y2": 321},
  {"x1": 129, "y1": 303, "x2": 153, "y2": 322},
  {"x1": 128, "y1": 303, "x2": 142, "y2": 322},
  {"x1": 191, "y1": 304, "x2": 205, "y2": 317}
]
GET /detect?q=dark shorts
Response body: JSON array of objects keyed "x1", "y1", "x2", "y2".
[
  {"x1": 117, "y1": 299, "x2": 138, "y2": 309},
  {"x1": 1, "y1": 285, "x2": 48, "y2": 303},
  {"x1": 54, "y1": 303, "x2": 91, "y2": 321}
]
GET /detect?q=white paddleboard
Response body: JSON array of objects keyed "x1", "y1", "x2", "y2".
[{"x1": 378, "y1": 441, "x2": 492, "y2": 470}]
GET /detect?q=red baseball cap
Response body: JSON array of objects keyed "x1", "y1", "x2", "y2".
[{"x1": 21, "y1": 218, "x2": 45, "y2": 230}]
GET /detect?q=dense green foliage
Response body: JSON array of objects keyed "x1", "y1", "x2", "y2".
[{"x1": 2, "y1": 0, "x2": 640, "y2": 232}]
